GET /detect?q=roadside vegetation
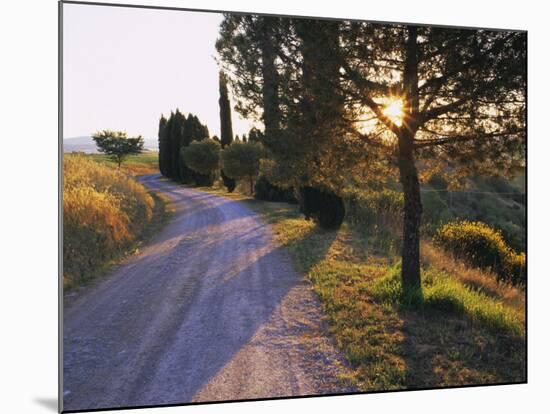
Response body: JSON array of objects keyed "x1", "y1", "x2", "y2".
[
  {"x1": 63, "y1": 154, "x2": 171, "y2": 289},
  {"x1": 194, "y1": 182, "x2": 525, "y2": 390}
]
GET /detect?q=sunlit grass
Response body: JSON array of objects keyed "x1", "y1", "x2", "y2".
[
  {"x1": 87, "y1": 151, "x2": 160, "y2": 175},
  {"x1": 63, "y1": 154, "x2": 171, "y2": 289},
  {"x1": 371, "y1": 264, "x2": 524, "y2": 336}
]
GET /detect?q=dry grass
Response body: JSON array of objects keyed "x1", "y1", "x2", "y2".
[
  {"x1": 421, "y1": 243, "x2": 525, "y2": 318},
  {"x1": 63, "y1": 154, "x2": 170, "y2": 289}
]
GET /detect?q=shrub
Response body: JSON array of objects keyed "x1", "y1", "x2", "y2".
[
  {"x1": 63, "y1": 155, "x2": 154, "y2": 287},
  {"x1": 299, "y1": 186, "x2": 345, "y2": 229},
  {"x1": 254, "y1": 175, "x2": 297, "y2": 203},
  {"x1": 181, "y1": 139, "x2": 220, "y2": 187},
  {"x1": 344, "y1": 189, "x2": 403, "y2": 234},
  {"x1": 221, "y1": 142, "x2": 264, "y2": 193},
  {"x1": 434, "y1": 220, "x2": 525, "y2": 285},
  {"x1": 504, "y1": 252, "x2": 526, "y2": 286}
]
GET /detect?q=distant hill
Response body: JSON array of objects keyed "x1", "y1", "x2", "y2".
[{"x1": 63, "y1": 136, "x2": 157, "y2": 153}]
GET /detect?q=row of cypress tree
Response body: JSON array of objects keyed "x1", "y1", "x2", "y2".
[{"x1": 158, "y1": 109, "x2": 211, "y2": 184}]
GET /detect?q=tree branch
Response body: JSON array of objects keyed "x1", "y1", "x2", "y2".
[{"x1": 413, "y1": 130, "x2": 521, "y2": 148}]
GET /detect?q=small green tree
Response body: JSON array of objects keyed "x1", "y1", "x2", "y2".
[
  {"x1": 92, "y1": 130, "x2": 144, "y2": 167},
  {"x1": 181, "y1": 139, "x2": 221, "y2": 186},
  {"x1": 221, "y1": 142, "x2": 264, "y2": 193}
]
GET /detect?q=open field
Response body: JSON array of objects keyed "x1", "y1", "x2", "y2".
[{"x1": 66, "y1": 151, "x2": 160, "y2": 176}]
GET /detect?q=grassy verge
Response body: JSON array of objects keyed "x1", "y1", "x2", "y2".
[{"x1": 195, "y1": 183, "x2": 526, "y2": 390}]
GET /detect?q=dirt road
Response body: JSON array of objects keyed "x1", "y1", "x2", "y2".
[{"x1": 63, "y1": 174, "x2": 353, "y2": 411}]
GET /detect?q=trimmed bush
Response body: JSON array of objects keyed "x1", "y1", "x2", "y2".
[
  {"x1": 221, "y1": 142, "x2": 264, "y2": 194},
  {"x1": 254, "y1": 175, "x2": 297, "y2": 203},
  {"x1": 181, "y1": 139, "x2": 220, "y2": 187},
  {"x1": 435, "y1": 220, "x2": 525, "y2": 285},
  {"x1": 299, "y1": 186, "x2": 345, "y2": 229}
]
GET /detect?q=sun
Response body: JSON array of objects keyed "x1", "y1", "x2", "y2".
[{"x1": 382, "y1": 98, "x2": 404, "y2": 126}]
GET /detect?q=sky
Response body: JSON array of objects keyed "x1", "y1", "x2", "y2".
[{"x1": 63, "y1": 3, "x2": 256, "y2": 141}]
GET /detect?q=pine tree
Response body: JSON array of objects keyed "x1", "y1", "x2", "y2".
[
  {"x1": 336, "y1": 25, "x2": 526, "y2": 291},
  {"x1": 218, "y1": 17, "x2": 526, "y2": 292}
]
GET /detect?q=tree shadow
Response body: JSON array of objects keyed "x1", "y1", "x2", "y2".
[{"x1": 398, "y1": 307, "x2": 526, "y2": 390}]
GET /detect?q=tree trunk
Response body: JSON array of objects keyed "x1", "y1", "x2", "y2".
[
  {"x1": 398, "y1": 26, "x2": 422, "y2": 293},
  {"x1": 398, "y1": 130, "x2": 422, "y2": 292}
]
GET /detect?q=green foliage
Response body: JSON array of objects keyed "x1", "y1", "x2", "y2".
[
  {"x1": 371, "y1": 265, "x2": 524, "y2": 336},
  {"x1": 221, "y1": 141, "x2": 264, "y2": 193},
  {"x1": 180, "y1": 139, "x2": 221, "y2": 187},
  {"x1": 344, "y1": 189, "x2": 403, "y2": 234},
  {"x1": 92, "y1": 130, "x2": 144, "y2": 167},
  {"x1": 157, "y1": 110, "x2": 211, "y2": 184},
  {"x1": 158, "y1": 115, "x2": 168, "y2": 176},
  {"x1": 421, "y1": 191, "x2": 452, "y2": 228},
  {"x1": 299, "y1": 186, "x2": 345, "y2": 229},
  {"x1": 421, "y1": 173, "x2": 526, "y2": 251},
  {"x1": 219, "y1": 71, "x2": 234, "y2": 149},
  {"x1": 505, "y1": 252, "x2": 526, "y2": 286},
  {"x1": 435, "y1": 221, "x2": 525, "y2": 285},
  {"x1": 217, "y1": 15, "x2": 526, "y2": 292},
  {"x1": 169, "y1": 109, "x2": 186, "y2": 180}
]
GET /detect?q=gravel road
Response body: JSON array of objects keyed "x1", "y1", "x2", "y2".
[{"x1": 63, "y1": 174, "x2": 353, "y2": 411}]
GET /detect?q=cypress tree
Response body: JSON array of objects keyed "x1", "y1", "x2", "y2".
[
  {"x1": 158, "y1": 114, "x2": 168, "y2": 176},
  {"x1": 169, "y1": 109, "x2": 185, "y2": 181},
  {"x1": 163, "y1": 112, "x2": 174, "y2": 178},
  {"x1": 219, "y1": 71, "x2": 236, "y2": 192},
  {"x1": 179, "y1": 114, "x2": 211, "y2": 184},
  {"x1": 219, "y1": 71, "x2": 234, "y2": 148}
]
